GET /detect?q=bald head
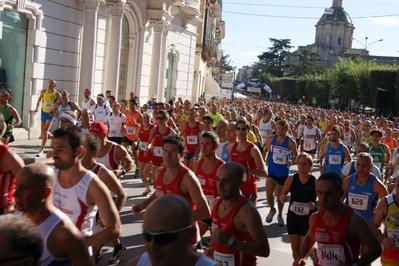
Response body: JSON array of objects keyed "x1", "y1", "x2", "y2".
[
  {"x1": 144, "y1": 195, "x2": 193, "y2": 230},
  {"x1": 219, "y1": 161, "x2": 244, "y2": 182},
  {"x1": 17, "y1": 163, "x2": 56, "y2": 188}
]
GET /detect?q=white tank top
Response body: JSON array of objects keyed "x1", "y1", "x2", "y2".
[
  {"x1": 343, "y1": 129, "x2": 353, "y2": 147},
  {"x1": 303, "y1": 126, "x2": 317, "y2": 151},
  {"x1": 259, "y1": 119, "x2": 273, "y2": 140},
  {"x1": 296, "y1": 122, "x2": 306, "y2": 139},
  {"x1": 81, "y1": 98, "x2": 93, "y2": 110},
  {"x1": 37, "y1": 209, "x2": 71, "y2": 266},
  {"x1": 52, "y1": 169, "x2": 98, "y2": 236}
]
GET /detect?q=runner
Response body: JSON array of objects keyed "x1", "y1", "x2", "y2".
[
  {"x1": 0, "y1": 89, "x2": 21, "y2": 144},
  {"x1": 104, "y1": 101, "x2": 126, "y2": 145},
  {"x1": 181, "y1": 108, "x2": 203, "y2": 167}
]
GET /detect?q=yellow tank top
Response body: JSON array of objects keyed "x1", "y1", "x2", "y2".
[
  {"x1": 248, "y1": 130, "x2": 257, "y2": 144},
  {"x1": 318, "y1": 120, "x2": 328, "y2": 130},
  {"x1": 381, "y1": 194, "x2": 399, "y2": 265},
  {"x1": 42, "y1": 89, "x2": 58, "y2": 113},
  {"x1": 360, "y1": 134, "x2": 372, "y2": 144}
]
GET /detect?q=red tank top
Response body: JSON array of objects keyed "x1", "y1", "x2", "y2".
[
  {"x1": 138, "y1": 124, "x2": 155, "y2": 151},
  {"x1": 212, "y1": 195, "x2": 256, "y2": 266},
  {"x1": 152, "y1": 126, "x2": 171, "y2": 158},
  {"x1": 195, "y1": 158, "x2": 224, "y2": 204},
  {"x1": 312, "y1": 206, "x2": 360, "y2": 265},
  {"x1": 184, "y1": 121, "x2": 201, "y2": 153},
  {"x1": 230, "y1": 142, "x2": 257, "y2": 195},
  {"x1": 91, "y1": 163, "x2": 103, "y2": 176},
  {"x1": 0, "y1": 144, "x2": 14, "y2": 208},
  {"x1": 124, "y1": 111, "x2": 141, "y2": 140}
]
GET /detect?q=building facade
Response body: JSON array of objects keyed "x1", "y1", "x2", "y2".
[{"x1": 0, "y1": 0, "x2": 224, "y2": 138}]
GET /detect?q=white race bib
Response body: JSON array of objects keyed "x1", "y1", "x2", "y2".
[
  {"x1": 328, "y1": 155, "x2": 342, "y2": 165},
  {"x1": 303, "y1": 140, "x2": 315, "y2": 151},
  {"x1": 272, "y1": 149, "x2": 288, "y2": 165},
  {"x1": 317, "y1": 244, "x2": 345, "y2": 266},
  {"x1": 139, "y1": 141, "x2": 147, "y2": 151},
  {"x1": 214, "y1": 251, "x2": 235, "y2": 266},
  {"x1": 126, "y1": 127, "x2": 136, "y2": 135},
  {"x1": 153, "y1": 146, "x2": 163, "y2": 157},
  {"x1": 44, "y1": 102, "x2": 53, "y2": 109},
  {"x1": 388, "y1": 229, "x2": 399, "y2": 247},
  {"x1": 348, "y1": 193, "x2": 368, "y2": 211},
  {"x1": 205, "y1": 195, "x2": 214, "y2": 206},
  {"x1": 155, "y1": 189, "x2": 164, "y2": 197},
  {"x1": 187, "y1": 135, "x2": 198, "y2": 145},
  {"x1": 197, "y1": 175, "x2": 206, "y2": 186},
  {"x1": 289, "y1": 201, "x2": 310, "y2": 216}
]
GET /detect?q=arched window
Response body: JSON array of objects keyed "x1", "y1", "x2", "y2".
[{"x1": 338, "y1": 37, "x2": 342, "y2": 46}]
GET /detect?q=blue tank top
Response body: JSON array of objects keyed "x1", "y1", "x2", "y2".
[
  {"x1": 221, "y1": 142, "x2": 230, "y2": 162},
  {"x1": 324, "y1": 143, "x2": 345, "y2": 175},
  {"x1": 345, "y1": 173, "x2": 378, "y2": 225},
  {"x1": 268, "y1": 135, "x2": 290, "y2": 178}
]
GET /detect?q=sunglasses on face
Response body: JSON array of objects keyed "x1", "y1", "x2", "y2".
[
  {"x1": 236, "y1": 127, "x2": 247, "y2": 131},
  {"x1": 143, "y1": 224, "x2": 193, "y2": 245},
  {"x1": 156, "y1": 117, "x2": 166, "y2": 121},
  {"x1": 60, "y1": 118, "x2": 72, "y2": 123}
]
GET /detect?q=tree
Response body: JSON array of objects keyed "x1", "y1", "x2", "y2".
[
  {"x1": 256, "y1": 38, "x2": 293, "y2": 77},
  {"x1": 286, "y1": 50, "x2": 325, "y2": 77},
  {"x1": 220, "y1": 50, "x2": 236, "y2": 73}
]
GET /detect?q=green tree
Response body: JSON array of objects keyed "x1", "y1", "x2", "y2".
[
  {"x1": 220, "y1": 50, "x2": 236, "y2": 73},
  {"x1": 287, "y1": 50, "x2": 325, "y2": 77},
  {"x1": 256, "y1": 38, "x2": 293, "y2": 77}
]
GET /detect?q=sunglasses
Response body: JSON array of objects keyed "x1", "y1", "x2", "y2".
[
  {"x1": 156, "y1": 117, "x2": 166, "y2": 121},
  {"x1": 60, "y1": 118, "x2": 72, "y2": 123},
  {"x1": 143, "y1": 224, "x2": 193, "y2": 245},
  {"x1": 236, "y1": 127, "x2": 247, "y2": 131}
]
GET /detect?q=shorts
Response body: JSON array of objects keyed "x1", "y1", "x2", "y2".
[
  {"x1": 287, "y1": 211, "x2": 311, "y2": 236},
  {"x1": 152, "y1": 156, "x2": 163, "y2": 167},
  {"x1": 303, "y1": 149, "x2": 317, "y2": 155},
  {"x1": 122, "y1": 136, "x2": 136, "y2": 147},
  {"x1": 108, "y1": 137, "x2": 123, "y2": 145},
  {"x1": 184, "y1": 152, "x2": 195, "y2": 160},
  {"x1": 41, "y1": 111, "x2": 55, "y2": 122},
  {"x1": 2, "y1": 131, "x2": 12, "y2": 138},
  {"x1": 243, "y1": 193, "x2": 257, "y2": 203},
  {"x1": 268, "y1": 174, "x2": 288, "y2": 186},
  {"x1": 200, "y1": 218, "x2": 212, "y2": 227},
  {"x1": 138, "y1": 150, "x2": 152, "y2": 164}
]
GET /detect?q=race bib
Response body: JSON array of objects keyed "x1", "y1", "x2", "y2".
[
  {"x1": 289, "y1": 201, "x2": 310, "y2": 215},
  {"x1": 328, "y1": 155, "x2": 342, "y2": 165},
  {"x1": 303, "y1": 140, "x2": 315, "y2": 151},
  {"x1": 242, "y1": 173, "x2": 248, "y2": 182},
  {"x1": 197, "y1": 175, "x2": 206, "y2": 186},
  {"x1": 205, "y1": 195, "x2": 214, "y2": 206},
  {"x1": 155, "y1": 189, "x2": 164, "y2": 197},
  {"x1": 214, "y1": 251, "x2": 235, "y2": 266},
  {"x1": 139, "y1": 141, "x2": 147, "y2": 151},
  {"x1": 44, "y1": 102, "x2": 53, "y2": 109},
  {"x1": 153, "y1": 147, "x2": 163, "y2": 157},
  {"x1": 126, "y1": 127, "x2": 136, "y2": 135},
  {"x1": 317, "y1": 244, "x2": 345, "y2": 266},
  {"x1": 348, "y1": 193, "x2": 368, "y2": 211},
  {"x1": 388, "y1": 229, "x2": 399, "y2": 247},
  {"x1": 272, "y1": 149, "x2": 288, "y2": 165},
  {"x1": 187, "y1": 135, "x2": 198, "y2": 145}
]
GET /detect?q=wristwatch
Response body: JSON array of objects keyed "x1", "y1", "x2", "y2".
[{"x1": 227, "y1": 237, "x2": 235, "y2": 248}]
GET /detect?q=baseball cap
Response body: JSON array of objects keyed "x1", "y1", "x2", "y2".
[
  {"x1": 130, "y1": 92, "x2": 135, "y2": 96},
  {"x1": 89, "y1": 122, "x2": 108, "y2": 135},
  {"x1": 151, "y1": 94, "x2": 156, "y2": 98}
]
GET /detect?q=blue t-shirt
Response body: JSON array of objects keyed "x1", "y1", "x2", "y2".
[
  {"x1": 324, "y1": 143, "x2": 345, "y2": 175},
  {"x1": 268, "y1": 135, "x2": 290, "y2": 178}
]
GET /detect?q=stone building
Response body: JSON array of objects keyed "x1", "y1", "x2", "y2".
[{"x1": 0, "y1": 0, "x2": 224, "y2": 138}]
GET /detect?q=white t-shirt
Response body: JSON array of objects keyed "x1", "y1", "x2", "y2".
[{"x1": 341, "y1": 162, "x2": 381, "y2": 179}]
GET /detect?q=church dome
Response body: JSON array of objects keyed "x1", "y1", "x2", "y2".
[{"x1": 319, "y1": 8, "x2": 352, "y2": 25}]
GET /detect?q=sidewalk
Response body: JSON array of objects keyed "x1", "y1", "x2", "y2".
[{"x1": 8, "y1": 137, "x2": 49, "y2": 164}]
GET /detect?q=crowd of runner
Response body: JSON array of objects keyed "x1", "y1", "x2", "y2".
[{"x1": 2, "y1": 79, "x2": 399, "y2": 265}]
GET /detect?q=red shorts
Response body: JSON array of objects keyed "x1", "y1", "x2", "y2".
[
  {"x1": 151, "y1": 156, "x2": 163, "y2": 166},
  {"x1": 138, "y1": 150, "x2": 152, "y2": 164}
]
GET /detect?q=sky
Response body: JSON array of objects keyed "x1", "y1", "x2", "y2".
[{"x1": 221, "y1": 0, "x2": 399, "y2": 69}]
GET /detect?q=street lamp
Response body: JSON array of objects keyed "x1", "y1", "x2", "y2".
[{"x1": 352, "y1": 37, "x2": 383, "y2": 55}]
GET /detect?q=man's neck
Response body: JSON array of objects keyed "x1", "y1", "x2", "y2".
[
  {"x1": 26, "y1": 204, "x2": 58, "y2": 226},
  {"x1": 219, "y1": 136, "x2": 227, "y2": 143}
]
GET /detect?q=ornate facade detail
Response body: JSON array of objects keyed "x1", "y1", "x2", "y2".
[
  {"x1": 162, "y1": 21, "x2": 170, "y2": 35},
  {"x1": 150, "y1": 20, "x2": 164, "y2": 33},
  {"x1": 182, "y1": 15, "x2": 195, "y2": 28},
  {"x1": 84, "y1": 0, "x2": 101, "y2": 10},
  {"x1": 107, "y1": 2, "x2": 125, "y2": 17},
  {"x1": 17, "y1": 0, "x2": 26, "y2": 11}
]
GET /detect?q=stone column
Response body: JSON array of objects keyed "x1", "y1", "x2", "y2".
[
  {"x1": 148, "y1": 20, "x2": 164, "y2": 100},
  {"x1": 79, "y1": 0, "x2": 100, "y2": 101},
  {"x1": 158, "y1": 22, "x2": 170, "y2": 101},
  {"x1": 104, "y1": 1, "x2": 125, "y2": 96}
]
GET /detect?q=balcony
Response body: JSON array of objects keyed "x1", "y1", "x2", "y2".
[{"x1": 181, "y1": 0, "x2": 200, "y2": 16}]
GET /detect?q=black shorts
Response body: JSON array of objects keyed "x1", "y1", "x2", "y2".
[
  {"x1": 286, "y1": 211, "x2": 311, "y2": 236},
  {"x1": 268, "y1": 174, "x2": 288, "y2": 186},
  {"x1": 2, "y1": 132, "x2": 12, "y2": 138},
  {"x1": 184, "y1": 152, "x2": 195, "y2": 160},
  {"x1": 108, "y1": 137, "x2": 123, "y2": 145},
  {"x1": 200, "y1": 218, "x2": 212, "y2": 227},
  {"x1": 122, "y1": 137, "x2": 138, "y2": 150},
  {"x1": 303, "y1": 149, "x2": 317, "y2": 154},
  {"x1": 243, "y1": 193, "x2": 257, "y2": 203}
]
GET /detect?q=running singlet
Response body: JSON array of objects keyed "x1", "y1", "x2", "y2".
[
  {"x1": 345, "y1": 173, "x2": 378, "y2": 225},
  {"x1": 318, "y1": 120, "x2": 328, "y2": 135},
  {"x1": 288, "y1": 173, "x2": 317, "y2": 217},
  {"x1": 52, "y1": 169, "x2": 98, "y2": 236},
  {"x1": 381, "y1": 194, "x2": 399, "y2": 265},
  {"x1": 81, "y1": 98, "x2": 93, "y2": 110},
  {"x1": 195, "y1": 158, "x2": 224, "y2": 206},
  {"x1": 0, "y1": 144, "x2": 15, "y2": 209},
  {"x1": 382, "y1": 136, "x2": 395, "y2": 162},
  {"x1": 154, "y1": 165, "x2": 199, "y2": 245},
  {"x1": 151, "y1": 126, "x2": 171, "y2": 166},
  {"x1": 268, "y1": 135, "x2": 290, "y2": 178},
  {"x1": 57, "y1": 101, "x2": 72, "y2": 117},
  {"x1": 303, "y1": 126, "x2": 317, "y2": 152},
  {"x1": 230, "y1": 142, "x2": 257, "y2": 195},
  {"x1": 324, "y1": 143, "x2": 345, "y2": 175},
  {"x1": 360, "y1": 133, "x2": 372, "y2": 144},
  {"x1": 342, "y1": 129, "x2": 353, "y2": 148},
  {"x1": 106, "y1": 112, "x2": 126, "y2": 138},
  {"x1": 369, "y1": 143, "x2": 385, "y2": 174},
  {"x1": 312, "y1": 206, "x2": 360, "y2": 265},
  {"x1": 137, "y1": 252, "x2": 216, "y2": 266},
  {"x1": 212, "y1": 195, "x2": 256, "y2": 266},
  {"x1": 138, "y1": 124, "x2": 155, "y2": 163},
  {"x1": 124, "y1": 111, "x2": 141, "y2": 141},
  {"x1": 259, "y1": 119, "x2": 273, "y2": 141},
  {"x1": 96, "y1": 142, "x2": 119, "y2": 170},
  {"x1": 37, "y1": 209, "x2": 71, "y2": 266},
  {"x1": 184, "y1": 121, "x2": 201, "y2": 153},
  {"x1": 42, "y1": 89, "x2": 58, "y2": 113},
  {"x1": 0, "y1": 104, "x2": 13, "y2": 135}
]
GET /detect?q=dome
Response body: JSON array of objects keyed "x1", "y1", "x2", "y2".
[{"x1": 319, "y1": 8, "x2": 352, "y2": 24}]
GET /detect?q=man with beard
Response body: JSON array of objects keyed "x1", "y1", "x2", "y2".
[
  {"x1": 51, "y1": 126, "x2": 121, "y2": 253},
  {"x1": 294, "y1": 172, "x2": 381, "y2": 266},
  {"x1": 319, "y1": 125, "x2": 352, "y2": 175}
]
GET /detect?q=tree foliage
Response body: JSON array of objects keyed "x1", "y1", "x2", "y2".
[{"x1": 220, "y1": 50, "x2": 236, "y2": 73}]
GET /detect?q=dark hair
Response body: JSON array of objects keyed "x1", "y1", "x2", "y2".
[
  {"x1": 204, "y1": 115, "x2": 214, "y2": 124},
  {"x1": 236, "y1": 119, "x2": 249, "y2": 130},
  {"x1": 0, "y1": 215, "x2": 43, "y2": 264},
  {"x1": 85, "y1": 133, "x2": 101, "y2": 152},
  {"x1": 108, "y1": 95, "x2": 115, "y2": 101},
  {"x1": 157, "y1": 109, "x2": 169, "y2": 119},
  {"x1": 162, "y1": 134, "x2": 185, "y2": 153},
  {"x1": 201, "y1": 131, "x2": 219, "y2": 145},
  {"x1": 318, "y1": 172, "x2": 343, "y2": 192},
  {"x1": 370, "y1": 129, "x2": 383, "y2": 137},
  {"x1": 129, "y1": 99, "x2": 138, "y2": 106},
  {"x1": 53, "y1": 126, "x2": 86, "y2": 151}
]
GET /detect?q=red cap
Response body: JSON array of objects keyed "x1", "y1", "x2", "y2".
[
  {"x1": 130, "y1": 92, "x2": 135, "y2": 96},
  {"x1": 89, "y1": 122, "x2": 108, "y2": 135},
  {"x1": 164, "y1": 103, "x2": 171, "y2": 109}
]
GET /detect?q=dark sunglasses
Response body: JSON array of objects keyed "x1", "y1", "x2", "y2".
[
  {"x1": 156, "y1": 117, "x2": 166, "y2": 121},
  {"x1": 60, "y1": 118, "x2": 71, "y2": 123},
  {"x1": 143, "y1": 224, "x2": 193, "y2": 245},
  {"x1": 236, "y1": 127, "x2": 247, "y2": 131}
]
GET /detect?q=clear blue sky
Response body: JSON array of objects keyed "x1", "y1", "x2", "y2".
[{"x1": 221, "y1": 0, "x2": 399, "y2": 68}]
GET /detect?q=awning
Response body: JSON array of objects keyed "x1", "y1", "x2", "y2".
[
  {"x1": 234, "y1": 92, "x2": 247, "y2": 99},
  {"x1": 204, "y1": 77, "x2": 220, "y2": 95}
]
